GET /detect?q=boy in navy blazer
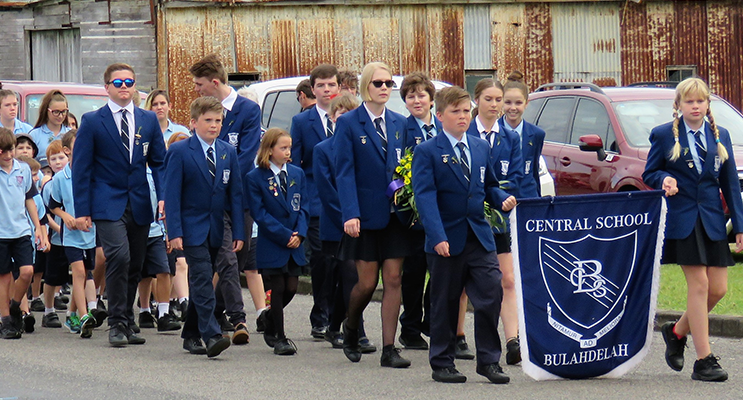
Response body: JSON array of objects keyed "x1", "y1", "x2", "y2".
[
  {"x1": 290, "y1": 64, "x2": 340, "y2": 338},
  {"x1": 72, "y1": 63, "x2": 166, "y2": 347},
  {"x1": 165, "y1": 96, "x2": 244, "y2": 358},
  {"x1": 412, "y1": 87, "x2": 515, "y2": 384},
  {"x1": 190, "y1": 54, "x2": 259, "y2": 341}
]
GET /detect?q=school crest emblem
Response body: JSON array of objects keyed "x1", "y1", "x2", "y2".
[
  {"x1": 500, "y1": 160, "x2": 509, "y2": 177},
  {"x1": 525, "y1": 160, "x2": 532, "y2": 175},
  {"x1": 227, "y1": 132, "x2": 239, "y2": 147}
]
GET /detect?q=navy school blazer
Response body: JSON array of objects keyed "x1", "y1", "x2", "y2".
[
  {"x1": 313, "y1": 136, "x2": 343, "y2": 242},
  {"x1": 290, "y1": 106, "x2": 327, "y2": 217},
  {"x1": 164, "y1": 135, "x2": 244, "y2": 248},
  {"x1": 642, "y1": 118, "x2": 743, "y2": 241},
  {"x1": 466, "y1": 119, "x2": 524, "y2": 197},
  {"x1": 412, "y1": 132, "x2": 510, "y2": 256},
  {"x1": 405, "y1": 113, "x2": 443, "y2": 150},
  {"x1": 246, "y1": 164, "x2": 309, "y2": 269},
  {"x1": 499, "y1": 117, "x2": 545, "y2": 198},
  {"x1": 72, "y1": 104, "x2": 166, "y2": 226},
  {"x1": 221, "y1": 95, "x2": 261, "y2": 177},
  {"x1": 334, "y1": 104, "x2": 408, "y2": 230}
]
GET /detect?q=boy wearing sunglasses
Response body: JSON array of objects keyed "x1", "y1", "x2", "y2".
[{"x1": 71, "y1": 63, "x2": 166, "y2": 347}]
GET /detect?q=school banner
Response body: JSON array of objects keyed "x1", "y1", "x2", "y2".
[{"x1": 510, "y1": 191, "x2": 666, "y2": 380}]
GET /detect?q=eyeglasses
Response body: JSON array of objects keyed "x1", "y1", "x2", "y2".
[
  {"x1": 371, "y1": 80, "x2": 396, "y2": 88},
  {"x1": 48, "y1": 109, "x2": 69, "y2": 117},
  {"x1": 108, "y1": 79, "x2": 135, "y2": 88}
]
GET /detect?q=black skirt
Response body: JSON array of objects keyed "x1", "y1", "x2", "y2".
[
  {"x1": 338, "y1": 215, "x2": 412, "y2": 262},
  {"x1": 494, "y1": 233, "x2": 511, "y2": 254},
  {"x1": 662, "y1": 218, "x2": 734, "y2": 266}
]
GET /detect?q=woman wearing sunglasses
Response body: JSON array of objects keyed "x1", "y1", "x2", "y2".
[
  {"x1": 334, "y1": 62, "x2": 412, "y2": 368},
  {"x1": 29, "y1": 90, "x2": 71, "y2": 162}
]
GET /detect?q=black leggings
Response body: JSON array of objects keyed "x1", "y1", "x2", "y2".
[{"x1": 265, "y1": 273, "x2": 298, "y2": 339}]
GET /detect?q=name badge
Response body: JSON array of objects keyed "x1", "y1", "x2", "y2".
[
  {"x1": 396, "y1": 148, "x2": 401, "y2": 162},
  {"x1": 500, "y1": 160, "x2": 510, "y2": 177},
  {"x1": 291, "y1": 193, "x2": 301, "y2": 212},
  {"x1": 142, "y1": 142, "x2": 149, "y2": 157},
  {"x1": 222, "y1": 169, "x2": 230, "y2": 184},
  {"x1": 525, "y1": 160, "x2": 532, "y2": 175},
  {"x1": 480, "y1": 166, "x2": 486, "y2": 184},
  {"x1": 714, "y1": 155, "x2": 721, "y2": 172},
  {"x1": 228, "y1": 132, "x2": 239, "y2": 147}
]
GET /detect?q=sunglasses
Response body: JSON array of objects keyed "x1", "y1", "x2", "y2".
[
  {"x1": 48, "y1": 109, "x2": 69, "y2": 117},
  {"x1": 371, "y1": 80, "x2": 396, "y2": 88},
  {"x1": 108, "y1": 78, "x2": 135, "y2": 88}
]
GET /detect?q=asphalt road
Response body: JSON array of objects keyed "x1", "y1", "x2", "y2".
[{"x1": 1, "y1": 291, "x2": 742, "y2": 400}]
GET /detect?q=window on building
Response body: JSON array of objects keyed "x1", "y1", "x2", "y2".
[
  {"x1": 464, "y1": 70, "x2": 496, "y2": 98},
  {"x1": 666, "y1": 65, "x2": 697, "y2": 82}
]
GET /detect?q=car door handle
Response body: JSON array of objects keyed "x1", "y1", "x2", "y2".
[{"x1": 560, "y1": 157, "x2": 571, "y2": 166}]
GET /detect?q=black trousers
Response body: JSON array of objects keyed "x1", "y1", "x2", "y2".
[
  {"x1": 307, "y1": 217, "x2": 333, "y2": 329},
  {"x1": 324, "y1": 241, "x2": 366, "y2": 337},
  {"x1": 214, "y1": 212, "x2": 247, "y2": 324},
  {"x1": 427, "y1": 234, "x2": 503, "y2": 369},
  {"x1": 400, "y1": 230, "x2": 431, "y2": 337},
  {"x1": 95, "y1": 204, "x2": 148, "y2": 328}
]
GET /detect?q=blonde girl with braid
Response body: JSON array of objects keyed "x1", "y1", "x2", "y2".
[{"x1": 643, "y1": 77, "x2": 743, "y2": 382}]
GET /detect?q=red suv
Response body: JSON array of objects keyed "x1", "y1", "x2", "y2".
[{"x1": 523, "y1": 82, "x2": 743, "y2": 196}]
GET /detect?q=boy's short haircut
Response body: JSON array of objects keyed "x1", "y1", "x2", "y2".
[
  {"x1": 189, "y1": 54, "x2": 228, "y2": 84},
  {"x1": 104, "y1": 63, "x2": 136, "y2": 85},
  {"x1": 309, "y1": 64, "x2": 339, "y2": 88},
  {"x1": 46, "y1": 140, "x2": 65, "y2": 161},
  {"x1": 15, "y1": 134, "x2": 38, "y2": 158},
  {"x1": 400, "y1": 72, "x2": 436, "y2": 103},
  {"x1": 329, "y1": 93, "x2": 360, "y2": 117},
  {"x1": 0, "y1": 127, "x2": 15, "y2": 151},
  {"x1": 295, "y1": 79, "x2": 315, "y2": 99},
  {"x1": 338, "y1": 69, "x2": 359, "y2": 90},
  {"x1": 190, "y1": 96, "x2": 223, "y2": 120},
  {"x1": 16, "y1": 155, "x2": 40, "y2": 172},
  {"x1": 435, "y1": 86, "x2": 471, "y2": 114},
  {"x1": 0, "y1": 89, "x2": 16, "y2": 103},
  {"x1": 61, "y1": 129, "x2": 77, "y2": 149}
]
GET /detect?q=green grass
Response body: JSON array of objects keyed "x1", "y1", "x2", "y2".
[{"x1": 658, "y1": 252, "x2": 743, "y2": 315}]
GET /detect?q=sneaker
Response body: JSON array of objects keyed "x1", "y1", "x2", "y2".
[
  {"x1": 42, "y1": 313, "x2": 62, "y2": 328},
  {"x1": 22, "y1": 313, "x2": 36, "y2": 333},
  {"x1": 65, "y1": 314, "x2": 81, "y2": 334},
  {"x1": 97, "y1": 297, "x2": 107, "y2": 312},
  {"x1": 232, "y1": 322, "x2": 250, "y2": 345},
  {"x1": 157, "y1": 313, "x2": 182, "y2": 332},
  {"x1": 380, "y1": 345, "x2": 411, "y2": 368},
  {"x1": 169, "y1": 300, "x2": 180, "y2": 319},
  {"x1": 506, "y1": 337, "x2": 521, "y2": 365},
  {"x1": 661, "y1": 321, "x2": 686, "y2": 371},
  {"x1": 311, "y1": 326, "x2": 327, "y2": 340},
  {"x1": 138, "y1": 311, "x2": 157, "y2": 329},
  {"x1": 79, "y1": 313, "x2": 96, "y2": 339},
  {"x1": 359, "y1": 336, "x2": 377, "y2": 354},
  {"x1": 30, "y1": 298, "x2": 45, "y2": 312},
  {"x1": 54, "y1": 296, "x2": 68, "y2": 311},
  {"x1": 1, "y1": 321, "x2": 22, "y2": 339},
  {"x1": 256, "y1": 315, "x2": 265, "y2": 333},
  {"x1": 61, "y1": 283, "x2": 71, "y2": 295},
  {"x1": 90, "y1": 308, "x2": 108, "y2": 328},
  {"x1": 325, "y1": 330, "x2": 343, "y2": 349},
  {"x1": 691, "y1": 354, "x2": 728, "y2": 382},
  {"x1": 455, "y1": 336, "x2": 475, "y2": 360}
]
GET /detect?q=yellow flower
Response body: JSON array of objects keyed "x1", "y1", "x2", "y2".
[
  {"x1": 396, "y1": 166, "x2": 403, "y2": 174},
  {"x1": 404, "y1": 176, "x2": 411, "y2": 185}
]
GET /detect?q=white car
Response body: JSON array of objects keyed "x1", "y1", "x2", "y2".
[{"x1": 247, "y1": 76, "x2": 555, "y2": 197}]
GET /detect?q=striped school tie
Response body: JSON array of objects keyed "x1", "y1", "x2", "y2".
[
  {"x1": 456, "y1": 142, "x2": 470, "y2": 181},
  {"x1": 374, "y1": 117, "x2": 387, "y2": 152},
  {"x1": 326, "y1": 115, "x2": 334, "y2": 138},
  {"x1": 423, "y1": 124, "x2": 435, "y2": 140},
  {"x1": 206, "y1": 147, "x2": 216, "y2": 180},
  {"x1": 120, "y1": 109, "x2": 130, "y2": 154},
  {"x1": 693, "y1": 130, "x2": 706, "y2": 169}
]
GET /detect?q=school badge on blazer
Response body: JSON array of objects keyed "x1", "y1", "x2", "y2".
[
  {"x1": 227, "y1": 132, "x2": 239, "y2": 147},
  {"x1": 222, "y1": 169, "x2": 230, "y2": 185}
]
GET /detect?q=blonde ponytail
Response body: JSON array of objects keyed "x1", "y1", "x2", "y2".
[
  {"x1": 707, "y1": 108, "x2": 728, "y2": 163},
  {"x1": 669, "y1": 107, "x2": 682, "y2": 161}
]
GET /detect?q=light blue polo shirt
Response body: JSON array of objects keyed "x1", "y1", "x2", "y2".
[
  {"x1": 29, "y1": 124, "x2": 70, "y2": 162},
  {"x1": 0, "y1": 159, "x2": 35, "y2": 239},
  {"x1": 0, "y1": 118, "x2": 32, "y2": 134},
  {"x1": 162, "y1": 120, "x2": 191, "y2": 144},
  {"x1": 147, "y1": 168, "x2": 165, "y2": 239},
  {"x1": 41, "y1": 179, "x2": 62, "y2": 246},
  {"x1": 48, "y1": 164, "x2": 96, "y2": 249}
]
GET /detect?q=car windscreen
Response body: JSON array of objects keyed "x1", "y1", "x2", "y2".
[
  {"x1": 613, "y1": 99, "x2": 743, "y2": 147},
  {"x1": 25, "y1": 94, "x2": 109, "y2": 127}
]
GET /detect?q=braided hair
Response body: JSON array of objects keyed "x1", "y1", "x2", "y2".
[{"x1": 668, "y1": 78, "x2": 727, "y2": 163}]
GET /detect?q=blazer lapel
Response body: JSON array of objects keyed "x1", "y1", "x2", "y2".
[
  {"x1": 437, "y1": 134, "x2": 469, "y2": 190},
  {"x1": 101, "y1": 105, "x2": 128, "y2": 161},
  {"x1": 267, "y1": 168, "x2": 291, "y2": 212},
  {"x1": 188, "y1": 136, "x2": 212, "y2": 185},
  {"x1": 309, "y1": 108, "x2": 326, "y2": 142},
  {"x1": 359, "y1": 108, "x2": 386, "y2": 160},
  {"x1": 700, "y1": 125, "x2": 717, "y2": 176},
  {"x1": 469, "y1": 140, "x2": 485, "y2": 193}
]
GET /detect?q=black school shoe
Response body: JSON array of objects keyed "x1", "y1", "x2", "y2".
[
  {"x1": 1, "y1": 320, "x2": 22, "y2": 339},
  {"x1": 91, "y1": 308, "x2": 108, "y2": 328},
  {"x1": 206, "y1": 335, "x2": 231, "y2": 358},
  {"x1": 432, "y1": 366, "x2": 467, "y2": 383},
  {"x1": 380, "y1": 345, "x2": 411, "y2": 368},
  {"x1": 274, "y1": 338, "x2": 297, "y2": 355},
  {"x1": 691, "y1": 354, "x2": 728, "y2": 382},
  {"x1": 138, "y1": 311, "x2": 157, "y2": 329},
  {"x1": 183, "y1": 337, "x2": 207, "y2": 355},
  {"x1": 476, "y1": 363, "x2": 510, "y2": 384},
  {"x1": 454, "y1": 336, "x2": 475, "y2": 360},
  {"x1": 661, "y1": 321, "x2": 686, "y2": 371},
  {"x1": 22, "y1": 313, "x2": 36, "y2": 333},
  {"x1": 342, "y1": 319, "x2": 361, "y2": 362},
  {"x1": 506, "y1": 337, "x2": 521, "y2": 365},
  {"x1": 399, "y1": 333, "x2": 429, "y2": 350},
  {"x1": 324, "y1": 330, "x2": 343, "y2": 349}
]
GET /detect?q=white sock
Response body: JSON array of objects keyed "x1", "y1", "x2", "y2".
[
  {"x1": 66, "y1": 310, "x2": 71, "y2": 317},
  {"x1": 179, "y1": 297, "x2": 188, "y2": 304},
  {"x1": 256, "y1": 307, "x2": 267, "y2": 317},
  {"x1": 158, "y1": 303, "x2": 169, "y2": 318},
  {"x1": 87, "y1": 301, "x2": 96, "y2": 311},
  {"x1": 45, "y1": 308, "x2": 54, "y2": 315},
  {"x1": 140, "y1": 307, "x2": 151, "y2": 314}
]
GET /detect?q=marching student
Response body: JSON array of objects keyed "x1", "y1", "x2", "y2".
[
  {"x1": 72, "y1": 63, "x2": 166, "y2": 347},
  {"x1": 334, "y1": 62, "x2": 411, "y2": 368},
  {"x1": 29, "y1": 90, "x2": 71, "y2": 163},
  {"x1": 412, "y1": 86, "x2": 514, "y2": 384},
  {"x1": 643, "y1": 77, "x2": 743, "y2": 382},
  {"x1": 0, "y1": 128, "x2": 48, "y2": 339},
  {"x1": 165, "y1": 132, "x2": 191, "y2": 321},
  {"x1": 290, "y1": 64, "x2": 340, "y2": 340},
  {"x1": 397, "y1": 72, "x2": 442, "y2": 351},
  {"x1": 48, "y1": 130, "x2": 101, "y2": 338},
  {"x1": 499, "y1": 71, "x2": 544, "y2": 198},
  {"x1": 313, "y1": 93, "x2": 375, "y2": 352},
  {"x1": 144, "y1": 89, "x2": 190, "y2": 143},
  {"x1": 467, "y1": 77, "x2": 524, "y2": 364},
  {"x1": 247, "y1": 128, "x2": 308, "y2": 355},
  {"x1": 0, "y1": 90, "x2": 32, "y2": 134},
  {"x1": 165, "y1": 96, "x2": 243, "y2": 358},
  {"x1": 190, "y1": 54, "x2": 260, "y2": 342}
]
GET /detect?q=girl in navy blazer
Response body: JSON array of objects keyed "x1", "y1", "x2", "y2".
[
  {"x1": 246, "y1": 128, "x2": 308, "y2": 356},
  {"x1": 334, "y1": 62, "x2": 411, "y2": 367},
  {"x1": 499, "y1": 71, "x2": 545, "y2": 198},
  {"x1": 467, "y1": 77, "x2": 523, "y2": 365},
  {"x1": 643, "y1": 77, "x2": 743, "y2": 382}
]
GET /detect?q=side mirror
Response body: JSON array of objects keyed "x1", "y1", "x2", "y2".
[{"x1": 579, "y1": 134, "x2": 607, "y2": 162}]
